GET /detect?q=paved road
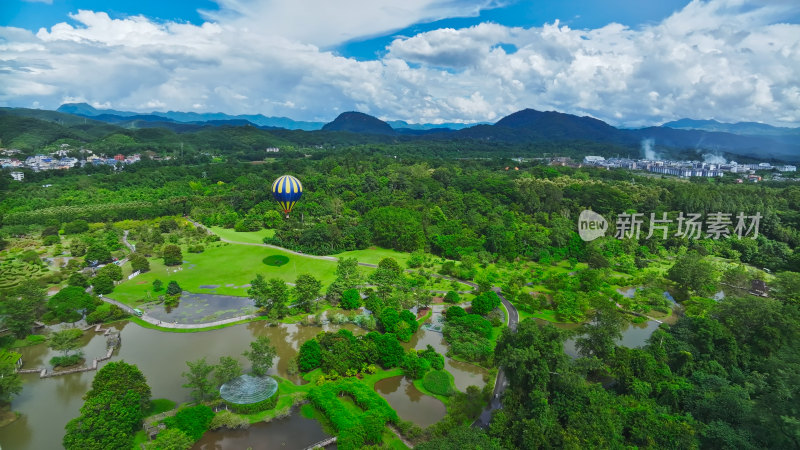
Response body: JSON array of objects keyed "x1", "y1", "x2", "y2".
[{"x1": 474, "y1": 288, "x2": 519, "y2": 429}]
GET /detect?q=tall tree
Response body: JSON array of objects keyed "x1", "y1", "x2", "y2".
[
  {"x1": 243, "y1": 336, "x2": 277, "y2": 377},
  {"x1": 293, "y1": 273, "x2": 322, "y2": 313},
  {"x1": 214, "y1": 356, "x2": 243, "y2": 387},
  {"x1": 182, "y1": 358, "x2": 216, "y2": 402},
  {"x1": 162, "y1": 244, "x2": 183, "y2": 266},
  {"x1": 248, "y1": 275, "x2": 289, "y2": 318},
  {"x1": 0, "y1": 352, "x2": 22, "y2": 404},
  {"x1": 49, "y1": 329, "x2": 84, "y2": 356}
]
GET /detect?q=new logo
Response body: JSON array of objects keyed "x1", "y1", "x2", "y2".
[{"x1": 578, "y1": 210, "x2": 608, "y2": 241}]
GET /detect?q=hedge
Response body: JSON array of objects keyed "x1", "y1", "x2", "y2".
[
  {"x1": 307, "y1": 379, "x2": 397, "y2": 450},
  {"x1": 224, "y1": 390, "x2": 279, "y2": 414}
]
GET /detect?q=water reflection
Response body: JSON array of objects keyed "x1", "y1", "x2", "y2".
[
  {"x1": 374, "y1": 376, "x2": 446, "y2": 428},
  {"x1": 192, "y1": 409, "x2": 332, "y2": 450},
  {"x1": 0, "y1": 320, "x2": 359, "y2": 450}
]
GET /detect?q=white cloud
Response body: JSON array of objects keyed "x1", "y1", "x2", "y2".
[{"x1": 0, "y1": 0, "x2": 798, "y2": 126}]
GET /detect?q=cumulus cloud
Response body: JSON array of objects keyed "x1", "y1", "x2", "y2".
[{"x1": 0, "y1": 0, "x2": 798, "y2": 126}]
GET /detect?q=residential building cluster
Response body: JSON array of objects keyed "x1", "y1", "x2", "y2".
[
  {"x1": 581, "y1": 156, "x2": 797, "y2": 180},
  {"x1": 2, "y1": 146, "x2": 141, "y2": 180}
]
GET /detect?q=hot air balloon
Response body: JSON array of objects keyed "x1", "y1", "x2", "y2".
[{"x1": 272, "y1": 175, "x2": 302, "y2": 217}]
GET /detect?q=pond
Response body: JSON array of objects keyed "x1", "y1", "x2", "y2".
[
  {"x1": 0, "y1": 320, "x2": 359, "y2": 450},
  {"x1": 192, "y1": 408, "x2": 333, "y2": 450},
  {"x1": 559, "y1": 319, "x2": 663, "y2": 358},
  {"x1": 403, "y1": 327, "x2": 488, "y2": 392},
  {"x1": 373, "y1": 376, "x2": 447, "y2": 428},
  {"x1": 145, "y1": 292, "x2": 258, "y2": 324}
]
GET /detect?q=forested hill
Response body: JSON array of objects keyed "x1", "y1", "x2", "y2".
[{"x1": 1, "y1": 106, "x2": 799, "y2": 162}]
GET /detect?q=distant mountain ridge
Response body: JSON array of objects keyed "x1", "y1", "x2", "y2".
[
  {"x1": 662, "y1": 118, "x2": 800, "y2": 137},
  {"x1": 57, "y1": 103, "x2": 324, "y2": 131},
  {"x1": 5, "y1": 104, "x2": 797, "y2": 162},
  {"x1": 321, "y1": 111, "x2": 395, "y2": 135}
]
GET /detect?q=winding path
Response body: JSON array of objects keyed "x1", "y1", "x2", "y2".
[{"x1": 98, "y1": 220, "x2": 520, "y2": 425}]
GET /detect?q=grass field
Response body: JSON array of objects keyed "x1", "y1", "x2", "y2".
[
  {"x1": 108, "y1": 242, "x2": 353, "y2": 305},
  {"x1": 208, "y1": 227, "x2": 275, "y2": 244},
  {"x1": 333, "y1": 247, "x2": 413, "y2": 267}
]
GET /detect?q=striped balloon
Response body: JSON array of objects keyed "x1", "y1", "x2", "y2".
[{"x1": 271, "y1": 175, "x2": 303, "y2": 215}]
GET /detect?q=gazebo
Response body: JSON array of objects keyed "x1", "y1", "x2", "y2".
[{"x1": 219, "y1": 374, "x2": 279, "y2": 413}]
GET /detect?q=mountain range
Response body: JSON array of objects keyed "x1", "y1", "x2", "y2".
[{"x1": 1, "y1": 103, "x2": 797, "y2": 163}]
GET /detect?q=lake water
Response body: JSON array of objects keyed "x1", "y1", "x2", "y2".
[{"x1": 373, "y1": 376, "x2": 446, "y2": 428}]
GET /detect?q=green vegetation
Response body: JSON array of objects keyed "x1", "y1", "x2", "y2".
[
  {"x1": 209, "y1": 226, "x2": 275, "y2": 244},
  {"x1": 307, "y1": 378, "x2": 398, "y2": 449},
  {"x1": 63, "y1": 362, "x2": 151, "y2": 450},
  {"x1": 422, "y1": 370, "x2": 455, "y2": 397},
  {"x1": 262, "y1": 254, "x2": 289, "y2": 266}
]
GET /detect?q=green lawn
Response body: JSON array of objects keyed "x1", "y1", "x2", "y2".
[
  {"x1": 208, "y1": 227, "x2": 275, "y2": 244},
  {"x1": 333, "y1": 246, "x2": 412, "y2": 267},
  {"x1": 108, "y1": 242, "x2": 356, "y2": 305}
]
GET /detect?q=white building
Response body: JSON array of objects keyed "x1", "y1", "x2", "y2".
[
  {"x1": 780, "y1": 165, "x2": 797, "y2": 172},
  {"x1": 10, "y1": 171, "x2": 24, "y2": 181},
  {"x1": 583, "y1": 155, "x2": 605, "y2": 164}
]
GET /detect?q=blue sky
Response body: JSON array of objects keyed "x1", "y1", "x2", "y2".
[
  {"x1": 1, "y1": 0, "x2": 799, "y2": 126},
  {"x1": 3, "y1": 0, "x2": 690, "y2": 59}
]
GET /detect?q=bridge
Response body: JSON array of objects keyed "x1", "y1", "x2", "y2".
[{"x1": 301, "y1": 436, "x2": 337, "y2": 450}]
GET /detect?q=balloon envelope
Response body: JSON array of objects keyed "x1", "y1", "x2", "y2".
[{"x1": 272, "y1": 175, "x2": 302, "y2": 214}]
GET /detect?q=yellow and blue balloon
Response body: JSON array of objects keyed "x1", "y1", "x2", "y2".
[{"x1": 272, "y1": 175, "x2": 303, "y2": 216}]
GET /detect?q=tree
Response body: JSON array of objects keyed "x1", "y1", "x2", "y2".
[
  {"x1": 297, "y1": 339, "x2": 322, "y2": 372},
  {"x1": 182, "y1": 358, "x2": 216, "y2": 402},
  {"x1": 49, "y1": 328, "x2": 84, "y2": 356},
  {"x1": 243, "y1": 336, "x2": 277, "y2": 377},
  {"x1": 159, "y1": 218, "x2": 178, "y2": 233},
  {"x1": 64, "y1": 220, "x2": 89, "y2": 234},
  {"x1": 335, "y1": 257, "x2": 362, "y2": 289},
  {"x1": 444, "y1": 291, "x2": 460, "y2": 304},
  {"x1": 98, "y1": 263, "x2": 123, "y2": 281},
  {"x1": 85, "y1": 244, "x2": 112, "y2": 265},
  {"x1": 166, "y1": 280, "x2": 182, "y2": 296},
  {"x1": 144, "y1": 428, "x2": 193, "y2": 450},
  {"x1": 64, "y1": 390, "x2": 143, "y2": 450},
  {"x1": 0, "y1": 352, "x2": 23, "y2": 404},
  {"x1": 214, "y1": 356, "x2": 242, "y2": 387},
  {"x1": 163, "y1": 405, "x2": 214, "y2": 441},
  {"x1": 293, "y1": 273, "x2": 322, "y2": 313},
  {"x1": 667, "y1": 252, "x2": 717, "y2": 295},
  {"x1": 248, "y1": 276, "x2": 289, "y2": 318},
  {"x1": 152, "y1": 279, "x2": 164, "y2": 291},
  {"x1": 3, "y1": 298, "x2": 36, "y2": 338},
  {"x1": 471, "y1": 291, "x2": 500, "y2": 316},
  {"x1": 88, "y1": 361, "x2": 151, "y2": 410},
  {"x1": 575, "y1": 306, "x2": 624, "y2": 362},
  {"x1": 163, "y1": 244, "x2": 183, "y2": 266},
  {"x1": 772, "y1": 271, "x2": 800, "y2": 305},
  {"x1": 371, "y1": 257, "x2": 403, "y2": 300},
  {"x1": 91, "y1": 273, "x2": 114, "y2": 295},
  {"x1": 340, "y1": 289, "x2": 361, "y2": 310},
  {"x1": 365, "y1": 206, "x2": 425, "y2": 251},
  {"x1": 130, "y1": 253, "x2": 150, "y2": 273},
  {"x1": 68, "y1": 272, "x2": 89, "y2": 288}
]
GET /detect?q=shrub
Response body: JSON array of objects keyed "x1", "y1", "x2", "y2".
[
  {"x1": 340, "y1": 289, "x2": 361, "y2": 310},
  {"x1": 51, "y1": 354, "x2": 84, "y2": 368},
  {"x1": 444, "y1": 291, "x2": 460, "y2": 303},
  {"x1": 152, "y1": 279, "x2": 164, "y2": 291},
  {"x1": 263, "y1": 255, "x2": 289, "y2": 266},
  {"x1": 43, "y1": 235, "x2": 60, "y2": 246},
  {"x1": 188, "y1": 244, "x2": 205, "y2": 253},
  {"x1": 225, "y1": 392, "x2": 278, "y2": 414},
  {"x1": 86, "y1": 303, "x2": 128, "y2": 324},
  {"x1": 422, "y1": 370, "x2": 454, "y2": 396},
  {"x1": 445, "y1": 306, "x2": 467, "y2": 321},
  {"x1": 163, "y1": 244, "x2": 182, "y2": 266},
  {"x1": 209, "y1": 410, "x2": 249, "y2": 430},
  {"x1": 307, "y1": 379, "x2": 397, "y2": 449},
  {"x1": 166, "y1": 280, "x2": 182, "y2": 296},
  {"x1": 164, "y1": 405, "x2": 214, "y2": 441}
]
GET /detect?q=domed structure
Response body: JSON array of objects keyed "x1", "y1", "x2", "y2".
[{"x1": 219, "y1": 374, "x2": 278, "y2": 412}]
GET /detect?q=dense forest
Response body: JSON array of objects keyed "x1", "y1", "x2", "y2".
[{"x1": 1, "y1": 136, "x2": 799, "y2": 448}]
